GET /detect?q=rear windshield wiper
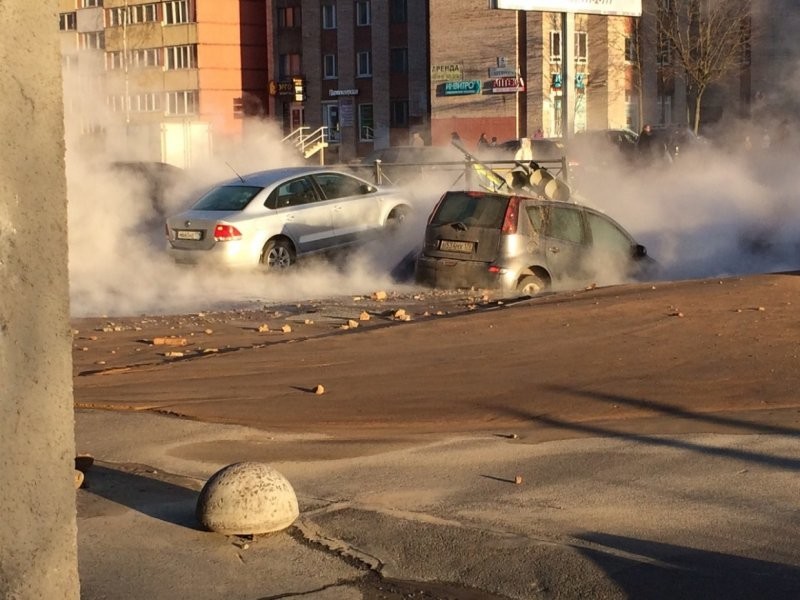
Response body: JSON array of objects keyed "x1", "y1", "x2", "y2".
[{"x1": 442, "y1": 221, "x2": 468, "y2": 231}]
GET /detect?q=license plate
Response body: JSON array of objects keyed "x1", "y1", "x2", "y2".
[
  {"x1": 176, "y1": 230, "x2": 203, "y2": 241},
  {"x1": 439, "y1": 239, "x2": 474, "y2": 253}
]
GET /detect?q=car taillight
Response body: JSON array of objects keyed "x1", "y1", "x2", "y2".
[
  {"x1": 501, "y1": 197, "x2": 520, "y2": 234},
  {"x1": 214, "y1": 224, "x2": 242, "y2": 241}
]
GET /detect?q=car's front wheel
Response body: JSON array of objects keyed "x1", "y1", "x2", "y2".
[
  {"x1": 516, "y1": 274, "x2": 546, "y2": 296},
  {"x1": 261, "y1": 239, "x2": 295, "y2": 270}
]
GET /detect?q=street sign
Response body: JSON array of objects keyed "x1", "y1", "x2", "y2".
[{"x1": 489, "y1": 0, "x2": 642, "y2": 17}]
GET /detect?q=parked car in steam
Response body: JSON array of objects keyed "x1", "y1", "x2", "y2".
[
  {"x1": 166, "y1": 166, "x2": 411, "y2": 270},
  {"x1": 415, "y1": 189, "x2": 655, "y2": 296}
]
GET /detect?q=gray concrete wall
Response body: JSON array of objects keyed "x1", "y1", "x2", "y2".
[{"x1": 0, "y1": 2, "x2": 80, "y2": 599}]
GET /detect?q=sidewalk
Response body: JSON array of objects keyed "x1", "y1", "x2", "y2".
[{"x1": 76, "y1": 409, "x2": 800, "y2": 599}]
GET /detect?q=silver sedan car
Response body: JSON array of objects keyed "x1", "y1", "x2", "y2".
[{"x1": 166, "y1": 166, "x2": 411, "y2": 269}]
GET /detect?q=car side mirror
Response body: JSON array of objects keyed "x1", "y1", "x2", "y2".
[{"x1": 634, "y1": 244, "x2": 647, "y2": 258}]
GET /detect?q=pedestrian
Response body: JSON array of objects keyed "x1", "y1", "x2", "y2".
[
  {"x1": 636, "y1": 123, "x2": 656, "y2": 165},
  {"x1": 477, "y1": 132, "x2": 490, "y2": 151},
  {"x1": 490, "y1": 136, "x2": 498, "y2": 147},
  {"x1": 514, "y1": 137, "x2": 533, "y2": 162},
  {"x1": 533, "y1": 127, "x2": 544, "y2": 139},
  {"x1": 410, "y1": 131, "x2": 424, "y2": 147}
]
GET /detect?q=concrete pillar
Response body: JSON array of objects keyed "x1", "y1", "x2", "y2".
[{"x1": 0, "y1": 2, "x2": 80, "y2": 599}]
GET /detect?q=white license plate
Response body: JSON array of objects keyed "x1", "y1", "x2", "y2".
[
  {"x1": 176, "y1": 230, "x2": 203, "y2": 241},
  {"x1": 439, "y1": 240, "x2": 474, "y2": 253}
]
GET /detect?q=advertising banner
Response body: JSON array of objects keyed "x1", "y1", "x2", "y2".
[{"x1": 490, "y1": 0, "x2": 642, "y2": 17}]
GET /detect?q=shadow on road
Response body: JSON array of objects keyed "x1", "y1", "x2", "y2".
[
  {"x1": 545, "y1": 385, "x2": 800, "y2": 438},
  {"x1": 489, "y1": 392, "x2": 800, "y2": 471},
  {"x1": 79, "y1": 462, "x2": 202, "y2": 530},
  {"x1": 575, "y1": 532, "x2": 800, "y2": 600}
]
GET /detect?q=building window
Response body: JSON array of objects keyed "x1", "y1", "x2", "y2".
[
  {"x1": 279, "y1": 53, "x2": 302, "y2": 79},
  {"x1": 79, "y1": 31, "x2": 105, "y2": 50},
  {"x1": 107, "y1": 94, "x2": 127, "y2": 113},
  {"x1": 357, "y1": 51, "x2": 372, "y2": 77},
  {"x1": 62, "y1": 54, "x2": 78, "y2": 71},
  {"x1": 550, "y1": 30, "x2": 561, "y2": 63},
  {"x1": 59, "y1": 12, "x2": 77, "y2": 31},
  {"x1": 624, "y1": 36, "x2": 635, "y2": 62},
  {"x1": 81, "y1": 0, "x2": 102, "y2": 7},
  {"x1": 575, "y1": 31, "x2": 588, "y2": 63},
  {"x1": 106, "y1": 50, "x2": 124, "y2": 70},
  {"x1": 322, "y1": 4, "x2": 336, "y2": 29},
  {"x1": 390, "y1": 48, "x2": 408, "y2": 74},
  {"x1": 356, "y1": 1, "x2": 371, "y2": 26},
  {"x1": 656, "y1": 25, "x2": 671, "y2": 65},
  {"x1": 277, "y1": 6, "x2": 301, "y2": 28},
  {"x1": 358, "y1": 103, "x2": 374, "y2": 141},
  {"x1": 130, "y1": 92, "x2": 162, "y2": 112},
  {"x1": 657, "y1": 93, "x2": 673, "y2": 125},
  {"x1": 129, "y1": 47, "x2": 161, "y2": 67},
  {"x1": 625, "y1": 90, "x2": 638, "y2": 130},
  {"x1": 166, "y1": 90, "x2": 198, "y2": 115},
  {"x1": 390, "y1": 99, "x2": 408, "y2": 128},
  {"x1": 323, "y1": 54, "x2": 338, "y2": 79},
  {"x1": 390, "y1": 0, "x2": 407, "y2": 24},
  {"x1": 164, "y1": 0, "x2": 191, "y2": 25},
  {"x1": 130, "y1": 3, "x2": 158, "y2": 24},
  {"x1": 106, "y1": 7, "x2": 128, "y2": 26},
  {"x1": 165, "y1": 45, "x2": 197, "y2": 69}
]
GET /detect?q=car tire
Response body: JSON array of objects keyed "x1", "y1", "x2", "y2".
[
  {"x1": 517, "y1": 275, "x2": 546, "y2": 296},
  {"x1": 386, "y1": 206, "x2": 409, "y2": 234},
  {"x1": 261, "y1": 239, "x2": 295, "y2": 270}
]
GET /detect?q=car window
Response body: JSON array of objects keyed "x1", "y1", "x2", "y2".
[
  {"x1": 269, "y1": 177, "x2": 317, "y2": 208},
  {"x1": 587, "y1": 212, "x2": 633, "y2": 256},
  {"x1": 546, "y1": 206, "x2": 584, "y2": 244},
  {"x1": 192, "y1": 185, "x2": 262, "y2": 211},
  {"x1": 430, "y1": 192, "x2": 508, "y2": 228},
  {"x1": 313, "y1": 173, "x2": 371, "y2": 199},
  {"x1": 525, "y1": 205, "x2": 546, "y2": 233}
]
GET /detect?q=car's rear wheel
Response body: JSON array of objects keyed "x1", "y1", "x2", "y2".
[
  {"x1": 386, "y1": 206, "x2": 409, "y2": 234},
  {"x1": 261, "y1": 239, "x2": 295, "y2": 270},
  {"x1": 517, "y1": 275, "x2": 546, "y2": 296}
]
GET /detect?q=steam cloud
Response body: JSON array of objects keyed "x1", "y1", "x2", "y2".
[{"x1": 64, "y1": 62, "x2": 800, "y2": 318}]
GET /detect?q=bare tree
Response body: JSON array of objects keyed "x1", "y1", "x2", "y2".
[{"x1": 648, "y1": 0, "x2": 752, "y2": 134}]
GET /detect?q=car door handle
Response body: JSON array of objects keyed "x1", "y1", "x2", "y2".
[
  {"x1": 286, "y1": 215, "x2": 296, "y2": 221},
  {"x1": 549, "y1": 246, "x2": 560, "y2": 253}
]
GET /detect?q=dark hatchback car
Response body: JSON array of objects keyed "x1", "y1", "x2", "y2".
[{"x1": 415, "y1": 190, "x2": 654, "y2": 295}]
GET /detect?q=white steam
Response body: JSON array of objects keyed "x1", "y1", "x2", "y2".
[{"x1": 63, "y1": 55, "x2": 800, "y2": 317}]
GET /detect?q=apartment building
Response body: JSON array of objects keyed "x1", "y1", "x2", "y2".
[
  {"x1": 265, "y1": 0, "x2": 429, "y2": 162},
  {"x1": 58, "y1": 0, "x2": 267, "y2": 166},
  {"x1": 57, "y1": 1, "x2": 770, "y2": 165}
]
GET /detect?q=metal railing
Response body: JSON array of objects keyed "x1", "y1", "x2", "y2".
[{"x1": 281, "y1": 126, "x2": 329, "y2": 163}]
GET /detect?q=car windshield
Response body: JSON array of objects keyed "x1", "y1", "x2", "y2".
[
  {"x1": 192, "y1": 185, "x2": 263, "y2": 211},
  {"x1": 430, "y1": 192, "x2": 509, "y2": 228}
]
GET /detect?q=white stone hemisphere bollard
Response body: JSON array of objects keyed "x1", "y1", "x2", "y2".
[{"x1": 196, "y1": 462, "x2": 300, "y2": 535}]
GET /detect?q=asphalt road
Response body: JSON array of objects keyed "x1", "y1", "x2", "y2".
[{"x1": 73, "y1": 273, "x2": 800, "y2": 599}]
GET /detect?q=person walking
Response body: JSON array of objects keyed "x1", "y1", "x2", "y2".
[{"x1": 636, "y1": 124, "x2": 656, "y2": 165}]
